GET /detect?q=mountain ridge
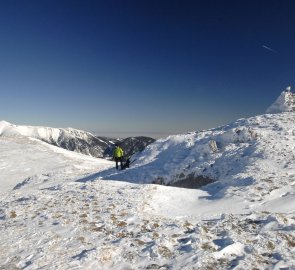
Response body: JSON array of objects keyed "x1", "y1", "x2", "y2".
[
  {"x1": 0, "y1": 121, "x2": 155, "y2": 159},
  {"x1": 97, "y1": 89, "x2": 295, "y2": 192}
]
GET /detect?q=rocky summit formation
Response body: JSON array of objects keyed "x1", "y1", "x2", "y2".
[{"x1": 266, "y1": 86, "x2": 295, "y2": 114}]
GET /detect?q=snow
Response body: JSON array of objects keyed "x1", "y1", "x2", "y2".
[
  {"x1": 98, "y1": 112, "x2": 295, "y2": 199},
  {"x1": 1, "y1": 91, "x2": 295, "y2": 269},
  {"x1": 213, "y1": 242, "x2": 246, "y2": 259},
  {"x1": 0, "y1": 121, "x2": 112, "y2": 158},
  {"x1": 0, "y1": 136, "x2": 111, "y2": 195},
  {"x1": 146, "y1": 185, "x2": 249, "y2": 221},
  {"x1": 0, "y1": 120, "x2": 11, "y2": 134},
  {"x1": 0, "y1": 121, "x2": 89, "y2": 142},
  {"x1": 266, "y1": 88, "x2": 295, "y2": 114}
]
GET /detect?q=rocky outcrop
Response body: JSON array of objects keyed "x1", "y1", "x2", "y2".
[{"x1": 266, "y1": 87, "x2": 295, "y2": 114}]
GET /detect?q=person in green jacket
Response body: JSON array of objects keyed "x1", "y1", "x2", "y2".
[{"x1": 113, "y1": 143, "x2": 124, "y2": 170}]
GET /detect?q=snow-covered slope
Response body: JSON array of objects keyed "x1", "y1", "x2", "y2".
[
  {"x1": 99, "y1": 112, "x2": 295, "y2": 191},
  {"x1": 0, "y1": 121, "x2": 112, "y2": 158},
  {"x1": 0, "y1": 136, "x2": 113, "y2": 194},
  {"x1": 0, "y1": 120, "x2": 11, "y2": 134},
  {"x1": 1, "y1": 127, "x2": 295, "y2": 269},
  {"x1": 1, "y1": 91, "x2": 295, "y2": 269}
]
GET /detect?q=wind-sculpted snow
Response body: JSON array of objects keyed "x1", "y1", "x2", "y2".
[{"x1": 1, "y1": 111, "x2": 295, "y2": 269}]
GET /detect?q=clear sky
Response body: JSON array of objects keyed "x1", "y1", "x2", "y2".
[{"x1": 1, "y1": 0, "x2": 295, "y2": 138}]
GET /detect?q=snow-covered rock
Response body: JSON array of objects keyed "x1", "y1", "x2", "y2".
[{"x1": 266, "y1": 87, "x2": 295, "y2": 114}]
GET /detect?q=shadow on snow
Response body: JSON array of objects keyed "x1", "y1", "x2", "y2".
[{"x1": 75, "y1": 165, "x2": 255, "y2": 203}]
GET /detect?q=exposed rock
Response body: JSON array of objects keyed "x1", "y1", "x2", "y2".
[
  {"x1": 208, "y1": 140, "x2": 218, "y2": 152},
  {"x1": 169, "y1": 173, "x2": 215, "y2": 189}
]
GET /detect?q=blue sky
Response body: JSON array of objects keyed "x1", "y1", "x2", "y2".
[{"x1": 0, "y1": 1, "x2": 295, "y2": 138}]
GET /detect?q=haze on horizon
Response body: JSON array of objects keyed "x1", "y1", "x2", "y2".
[{"x1": 1, "y1": 0, "x2": 295, "y2": 138}]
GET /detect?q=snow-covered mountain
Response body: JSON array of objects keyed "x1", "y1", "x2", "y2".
[
  {"x1": 100, "y1": 89, "x2": 295, "y2": 190},
  {"x1": 0, "y1": 121, "x2": 155, "y2": 159},
  {"x1": 1, "y1": 89, "x2": 295, "y2": 269},
  {"x1": 99, "y1": 111, "x2": 295, "y2": 195},
  {"x1": 0, "y1": 121, "x2": 112, "y2": 157},
  {"x1": 115, "y1": 136, "x2": 156, "y2": 157}
]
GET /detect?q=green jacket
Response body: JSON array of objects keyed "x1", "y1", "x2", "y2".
[{"x1": 113, "y1": 146, "x2": 124, "y2": 158}]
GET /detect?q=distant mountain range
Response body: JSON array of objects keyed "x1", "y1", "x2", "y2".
[
  {"x1": 0, "y1": 121, "x2": 155, "y2": 159},
  {"x1": 106, "y1": 136, "x2": 156, "y2": 158}
]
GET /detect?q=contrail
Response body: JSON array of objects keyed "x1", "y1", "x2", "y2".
[{"x1": 262, "y1": 45, "x2": 278, "y2": 54}]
